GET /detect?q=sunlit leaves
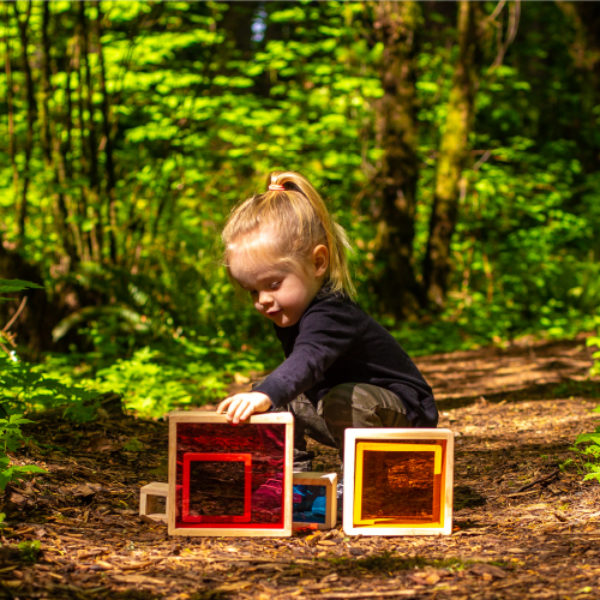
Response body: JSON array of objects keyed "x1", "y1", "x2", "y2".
[{"x1": 0, "y1": 0, "x2": 599, "y2": 418}]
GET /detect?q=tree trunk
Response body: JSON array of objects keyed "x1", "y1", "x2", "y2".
[
  {"x1": 371, "y1": 0, "x2": 423, "y2": 319},
  {"x1": 96, "y1": 1, "x2": 119, "y2": 265},
  {"x1": 557, "y1": 1, "x2": 600, "y2": 171},
  {"x1": 40, "y1": 1, "x2": 52, "y2": 164},
  {"x1": 78, "y1": 1, "x2": 102, "y2": 262},
  {"x1": 41, "y1": 1, "x2": 79, "y2": 266},
  {"x1": 3, "y1": 3, "x2": 18, "y2": 201},
  {"x1": 71, "y1": 5, "x2": 93, "y2": 264},
  {"x1": 13, "y1": 0, "x2": 36, "y2": 246},
  {"x1": 422, "y1": 1, "x2": 477, "y2": 310}
]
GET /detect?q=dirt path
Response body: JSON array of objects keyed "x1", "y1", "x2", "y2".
[{"x1": 2, "y1": 337, "x2": 600, "y2": 599}]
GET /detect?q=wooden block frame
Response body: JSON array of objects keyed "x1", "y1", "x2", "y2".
[
  {"x1": 343, "y1": 428, "x2": 454, "y2": 536},
  {"x1": 292, "y1": 472, "x2": 337, "y2": 530},
  {"x1": 168, "y1": 411, "x2": 293, "y2": 537},
  {"x1": 139, "y1": 481, "x2": 168, "y2": 523}
]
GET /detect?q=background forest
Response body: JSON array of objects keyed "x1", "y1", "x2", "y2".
[{"x1": 1, "y1": 0, "x2": 600, "y2": 427}]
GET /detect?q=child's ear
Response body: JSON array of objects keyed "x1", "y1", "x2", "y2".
[{"x1": 312, "y1": 244, "x2": 329, "y2": 277}]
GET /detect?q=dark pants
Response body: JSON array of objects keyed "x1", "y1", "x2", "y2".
[{"x1": 288, "y1": 383, "x2": 410, "y2": 469}]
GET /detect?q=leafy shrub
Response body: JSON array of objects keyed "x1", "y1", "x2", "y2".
[
  {"x1": 1, "y1": 279, "x2": 47, "y2": 491},
  {"x1": 46, "y1": 333, "x2": 274, "y2": 419},
  {"x1": 0, "y1": 353, "x2": 100, "y2": 421},
  {"x1": 0, "y1": 414, "x2": 45, "y2": 491},
  {"x1": 0, "y1": 350, "x2": 102, "y2": 493},
  {"x1": 572, "y1": 424, "x2": 600, "y2": 483},
  {"x1": 588, "y1": 335, "x2": 600, "y2": 378},
  {"x1": 569, "y1": 334, "x2": 600, "y2": 483}
]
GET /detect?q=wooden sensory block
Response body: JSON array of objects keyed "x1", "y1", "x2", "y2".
[
  {"x1": 343, "y1": 428, "x2": 454, "y2": 536},
  {"x1": 168, "y1": 411, "x2": 294, "y2": 536},
  {"x1": 292, "y1": 471, "x2": 337, "y2": 530},
  {"x1": 139, "y1": 481, "x2": 168, "y2": 523}
]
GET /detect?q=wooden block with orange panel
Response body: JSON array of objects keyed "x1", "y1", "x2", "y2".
[{"x1": 343, "y1": 428, "x2": 454, "y2": 536}]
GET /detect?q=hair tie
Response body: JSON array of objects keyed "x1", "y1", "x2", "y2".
[{"x1": 268, "y1": 183, "x2": 286, "y2": 192}]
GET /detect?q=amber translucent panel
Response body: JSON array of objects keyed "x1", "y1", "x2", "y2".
[
  {"x1": 175, "y1": 422, "x2": 286, "y2": 529},
  {"x1": 356, "y1": 441, "x2": 446, "y2": 526}
]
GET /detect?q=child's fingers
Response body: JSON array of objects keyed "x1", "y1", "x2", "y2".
[
  {"x1": 217, "y1": 393, "x2": 272, "y2": 424},
  {"x1": 238, "y1": 395, "x2": 272, "y2": 422},
  {"x1": 216, "y1": 396, "x2": 233, "y2": 414},
  {"x1": 217, "y1": 396, "x2": 243, "y2": 422},
  {"x1": 238, "y1": 401, "x2": 257, "y2": 423},
  {"x1": 229, "y1": 397, "x2": 249, "y2": 424}
]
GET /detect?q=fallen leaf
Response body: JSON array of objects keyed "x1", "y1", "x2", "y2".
[
  {"x1": 317, "y1": 540, "x2": 338, "y2": 546},
  {"x1": 217, "y1": 581, "x2": 252, "y2": 591},
  {"x1": 470, "y1": 564, "x2": 507, "y2": 579},
  {"x1": 424, "y1": 572, "x2": 441, "y2": 585},
  {"x1": 113, "y1": 574, "x2": 165, "y2": 586}
]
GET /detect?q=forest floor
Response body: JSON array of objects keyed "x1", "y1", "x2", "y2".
[{"x1": 2, "y1": 336, "x2": 600, "y2": 600}]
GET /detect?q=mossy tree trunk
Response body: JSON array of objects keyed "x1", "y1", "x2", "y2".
[
  {"x1": 13, "y1": 0, "x2": 35, "y2": 247},
  {"x1": 423, "y1": 1, "x2": 478, "y2": 310},
  {"x1": 372, "y1": 0, "x2": 423, "y2": 319}
]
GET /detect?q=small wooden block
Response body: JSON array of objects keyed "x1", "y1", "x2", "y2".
[
  {"x1": 292, "y1": 472, "x2": 337, "y2": 530},
  {"x1": 168, "y1": 411, "x2": 294, "y2": 537},
  {"x1": 139, "y1": 481, "x2": 168, "y2": 523},
  {"x1": 343, "y1": 428, "x2": 454, "y2": 536}
]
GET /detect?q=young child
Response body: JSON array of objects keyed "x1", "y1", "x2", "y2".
[{"x1": 217, "y1": 171, "x2": 437, "y2": 469}]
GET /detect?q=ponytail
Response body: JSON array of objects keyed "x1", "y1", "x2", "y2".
[{"x1": 223, "y1": 171, "x2": 355, "y2": 298}]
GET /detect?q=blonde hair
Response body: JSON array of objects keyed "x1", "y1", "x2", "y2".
[{"x1": 222, "y1": 171, "x2": 355, "y2": 297}]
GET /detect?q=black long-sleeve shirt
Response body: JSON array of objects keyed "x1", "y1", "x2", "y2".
[{"x1": 254, "y1": 292, "x2": 438, "y2": 427}]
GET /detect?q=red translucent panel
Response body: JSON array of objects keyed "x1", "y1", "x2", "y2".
[
  {"x1": 182, "y1": 453, "x2": 252, "y2": 523},
  {"x1": 175, "y1": 422, "x2": 287, "y2": 529}
]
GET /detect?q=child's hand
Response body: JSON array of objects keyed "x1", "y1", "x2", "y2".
[{"x1": 216, "y1": 391, "x2": 273, "y2": 424}]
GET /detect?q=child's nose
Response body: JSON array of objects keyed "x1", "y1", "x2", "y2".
[{"x1": 257, "y1": 290, "x2": 273, "y2": 306}]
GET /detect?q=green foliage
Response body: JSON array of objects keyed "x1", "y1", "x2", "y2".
[
  {"x1": 17, "y1": 540, "x2": 42, "y2": 563},
  {"x1": 0, "y1": 414, "x2": 45, "y2": 491},
  {"x1": 572, "y1": 424, "x2": 600, "y2": 484},
  {"x1": 0, "y1": 353, "x2": 100, "y2": 421},
  {"x1": 43, "y1": 332, "x2": 274, "y2": 419},
  {"x1": 444, "y1": 144, "x2": 600, "y2": 342},
  {"x1": 0, "y1": 344, "x2": 98, "y2": 491},
  {"x1": 0, "y1": 281, "x2": 46, "y2": 491},
  {"x1": 569, "y1": 336, "x2": 600, "y2": 483},
  {"x1": 588, "y1": 336, "x2": 600, "y2": 378},
  {"x1": 89, "y1": 345, "x2": 227, "y2": 417},
  {"x1": 1, "y1": 2, "x2": 600, "y2": 421},
  {"x1": 0, "y1": 279, "x2": 43, "y2": 294}
]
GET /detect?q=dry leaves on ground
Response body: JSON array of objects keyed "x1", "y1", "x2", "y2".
[{"x1": 1, "y1": 337, "x2": 599, "y2": 600}]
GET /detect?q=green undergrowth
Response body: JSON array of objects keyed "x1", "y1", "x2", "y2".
[
  {"x1": 566, "y1": 334, "x2": 600, "y2": 483},
  {"x1": 388, "y1": 303, "x2": 600, "y2": 358},
  {"x1": 39, "y1": 333, "x2": 276, "y2": 419},
  {"x1": 22, "y1": 310, "x2": 600, "y2": 423},
  {"x1": 570, "y1": 422, "x2": 600, "y2": 484}
]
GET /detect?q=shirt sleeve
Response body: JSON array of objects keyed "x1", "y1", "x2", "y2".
[{"x1": 254, "y1": 299, "x2": 365, "y2": 408}]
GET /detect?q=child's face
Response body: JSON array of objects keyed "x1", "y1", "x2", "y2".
[{"x1": 228, "y1": 234, "x2": 328, "y2": 328}]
